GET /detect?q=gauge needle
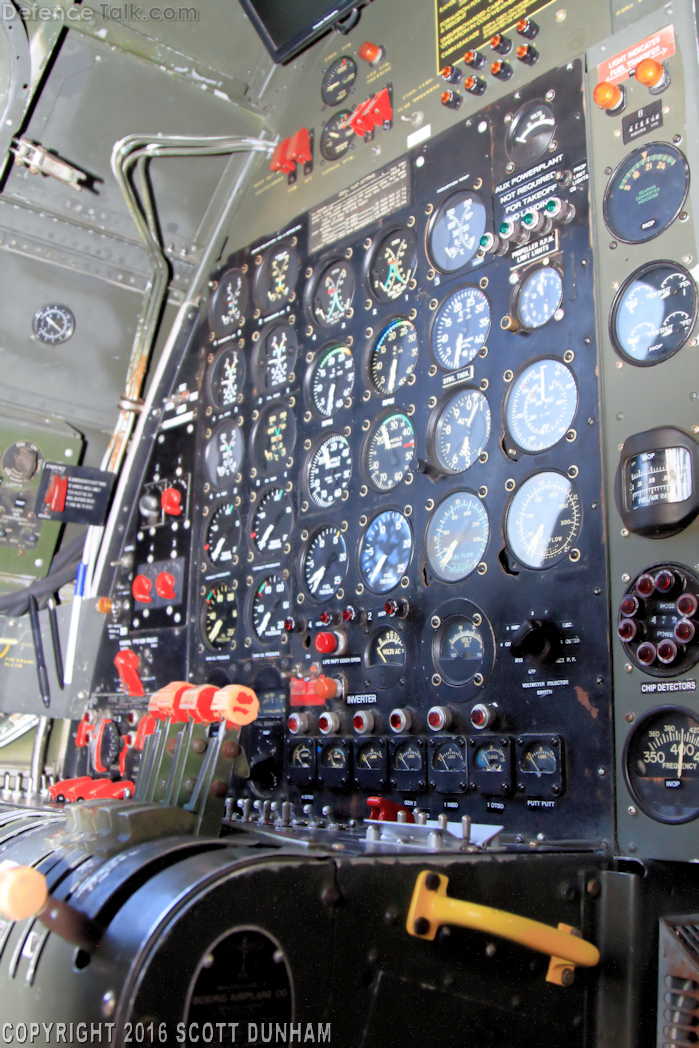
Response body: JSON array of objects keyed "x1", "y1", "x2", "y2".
[
  {"x1": 47, "y1": 316, "x2": 62, "y2": 332},
  {"x1": 454, "y1": 334, "x2": 463, "y2": 369},
  {"x1": 212, "y1": 537, "x2": 226, "y2": 560},
  {"x1": 258, "y1": 524, "x2": 274, "y2": 550},
  {"x1": 539, "y1": 368, "x2": 546, "y2": 403},
  {"x1": 209, "y1": 619, "x2": 223, "y2": 642},
  {"x1": 382, "y1": 425, "x2": 393, "y2": 450},
  {"x1": 258, "y1": 611, "x2": 271, "y2": 635},
  {"x1": 371, "y1": 552, "x2": 388, "y2": 582},
  {"x1": 307, "y1": 566, "x2": 326, "y2": 593},
  {"x1": 525, "y1": 752, "x2": 542, "y2": 777},
  {"x1": 388, "y1": 357, "x2": 398, "y2": 392},
  {"x1": 459, "y1": 435, "x2": 471, "y2": 460},
  {"x1": 527, "y1": 523, "x2": 545, "y2": 555},
  {"x1": 440, "y1": 540, "x2": 458, "y2": 568},
  {"x1": 377, "y1": 645, "x2": 387, "y2": 664},
  {"x1": 678, "y1": 735, "x2": 685, "y2": 779},
  {"x1": 327, "y1": 382, "x2": 336, "y2": 415}
]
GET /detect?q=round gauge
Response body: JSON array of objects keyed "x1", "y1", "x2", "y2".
[
  {"x1": 434, "y1": 614, "x2": 486, "y2": 686},
  {"x1": 255, "y1": 322, "x2": 297, "y2": 391},
  {"x1": 251, "y1": 401, "x2": 296, "y2": 473},
  {"x1": 356, "y1": 740, "x2": 384, "y2": 772},
  {"x1": 368, "y1": 318, "x2": 419, "y2": 396},
  {"x1": 392, "y1": 741, "x2": 423, "y2": 772},
  {"x1": 473, "y1": 742, "x2": 507, "y2": 772},
  {"x1": 306, "y1": 433, "x2": 352, "y2": 508},
  {"x1": 205, "y1": 503, "x2": 242, "y2": 566},
  {"x1": 505, "y1": 471, "x2": 582, "y2": 569},
  {"x1": 254, "y1": 242, "x2": 298, "y2": 312},
  {"x1": 250, "y1": 488, "x2": 293, "y2": 557},
  {"x1": 308, "y1": 259, "x2": 355, "y2": 328},
  {"x1": 430, "y1": 389, "x2": 491, "y2": 475},
  {"x1": 33, "y1": 304, "x2": 75, "y2": 344},
  {"x1": 321, "y1": 55, "x2": 357, "y2": 106},
  {"x1": 504, "y1": 359, "x2": 578, "y2": 454},
  {"x1": 610, "y1": 262, "x2": 697, "y2": 366},
  {"x1": 604, "y1": 142, "x2": 690, "y2": 244},
  {"x1": 425, "y1": 491, "x2": 489, "y2": 583},
  {"x1": 307, "y1": 343, "x2": 355, "y2": 418},
  {"x1": 290, "y1": 740, "x2": 314, "y2": 768},
  {"x1": 625, "y1": 706, "x2": 699, "y2": 823},
  {"x1": 432, "y1": 741, "x2": 466, "y2": 772},
  {"x1": 205, "y1": 421, "x2": 244, "y2": 488},
  {"x1": 207, "y1": 346, "x2": 244, "y2": 411},
  {"x1": 430, "y1": 286, "x2": 490, "y2": 371},
  {"x1": 201, "y1": 581, "x2": 237, "y2": 651},
  {"x1": 516, "y1": 266, "x2": 563, "y2": 329},
  {"x1": 251, "y1": 573, "x2": 290, "y2": 643},
  {"x1": 302, "y1": 526, "x2": 348, "y2": 602},
  {"x1": 209, "y1": 267, "x2": 248, "y2": 337},
  {"x1": 364, "y1": 626, "x2": 406, "y2": 688},
  {"x1": 427, "y1": 190, "x2": 487, "y2": 274},
  {"x1": 320, "y1": 110, "x2": 354, "y2": 162},
  {"x1": 505, "y1": 100, "x2": 556, "y2": 165},
  {"x1": 359, "y1": 509, "x2": 413, "y2": 594},
  {"x1": 520, "y1": 741, "x2": 558, "y2": 776},
  {"x1": 363, "y1": 411, "x2": 415, "y2": 493},
  {"x1": 321, "y1": 743, "x2": 349, "y2": 770},
  {"x1": 2, "y1": 441, "x2": 40, "y2": 483},
  {"x1": 367, "y1": 228, "x2": 418, "y2": 301}
]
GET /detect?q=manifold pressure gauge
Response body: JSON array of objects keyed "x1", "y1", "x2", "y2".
[
  {"x1": 363, "y1": 410, "x2": 415, "y2": 493},
  {"x1": 616, "y1": 427, "x2": 699, "y2": 538},
  {"x1": 33, "y1": 304, "x2": 75, "y2": 344}
]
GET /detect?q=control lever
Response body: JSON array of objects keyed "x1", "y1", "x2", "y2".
[{"x1": 0, "y1": 864, "x2": 101, "y2": 951}]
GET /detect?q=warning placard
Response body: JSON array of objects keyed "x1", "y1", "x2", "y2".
[
  {"x1": 435, "y1": 0, "x2": 554, "y2": 71},
  {"x1": 36, "y1": 463, "x2": 115, "y2": 526},
  {"x1": 597, "y1": 25, "x2": 675, "y2": 84}
]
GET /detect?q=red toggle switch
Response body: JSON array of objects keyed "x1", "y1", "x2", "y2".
[
  {"x1": 132, "y1": 574, "x2": 152, "y2": 604},
  {"x1": 161, "y1": 487, "x2": 182, "y2": 516},
  {"x1": 287, "y1": 127, "x2": 312, "y2": 166},
  {"x1": 367, "y1": 796, "x2": 414, "y2": 822},
  {"x1": 114, "y1": 649, "x2": 145, "y2": 698},
  {"x1": 350, "y1": 97, "x2": 377, "y2": 136},
  {"x1": 269, "y1": 138, "x2": 295, "y2": 175},
  {"x1": 155, "y1": 571, "x2": 177, "y2": 601},
  {"x1": 314, "y1": 631, "x2": 338, "y2": 655},
  {"x1": 45, "y1": 474, "x2": 68, "y2": 513},
  {"x1": 369, "y1": 87, "x2": 392, "y2": 125}
]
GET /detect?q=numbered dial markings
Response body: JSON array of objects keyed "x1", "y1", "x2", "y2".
[
  {"x1": 33, "y1": 304, "x2": 75, "y2": 344},
  {"x1": 320, "y1": 110, "x2": 353, "y2": 162},
  {"x1": 425, "y1": 492, "x2": 489, "y2": 582},
  {"x1": 205, "y1": 421, "x2": 243, "y2": 488},
  {"x1": 307, "y1": 434, "x2": 352, "y2": 508},
  {"x1": 256, "y1": 322, "x2": 297, "y2": 391},
  {"x1": 290, "y1": 741, "x2": 314, "y2": 768},
  {"x1": 625, "y1": 708, "x2": 699, "y2": 823},
  {"x1": 520, "y1": 742, "x2": 558, "y2": 776},
  {"x1": 604, "y1": 142, "x2": 690, "y2": 244},
  {"x1": 431, "y1": 389, "x2": 491, "y2": 474},
  {"x1": 255, "y1": 243, "x2": 298, "y2": 312},
  {"x1": 251, "y1": 573, "x2": 290, "y2": 642},
  {"x1": 506, "y1": 100, "x2": 556, "y2": 165},
  {"x1": 368, "y1": 229, "x2": 417, "y2": 301},
  {"x1": 205, "y1": 503, "x2": 242, "y2": 565},
  {"x1": 392, "y1": 741, "x2": 423, "y2": 772},
  {"x1": 431, "y1": 286, "x2": 490, "y2": 371},
  {"x1": 506, "y1": 471, "x2": 582, "y2": 569},
  {"x1": 434, "y1": 614, "x2": 486, "y2": 687},
  {"x1": 427, "y1": 190, "x2": 487, "y2": 273},
  {"x1": 364, "y1": 626, "x2": 406, "y2": 689},
  {"x1": 369, "y1": 319, "x2": 418, "y2": 396},
  {"x1": 202, "y1": 582, "x2": 237, "y2": 650},
  {"x1": 251, "y1": 488, "x2": 293, "y2": 557},
  {"x1": 611, "y1": 262, "x2": 698, "y2": 366},
  {"x1": 302, "y1": 527, "x2": 348, "y2": 602},
  {"x1": 474, "y1": 742, "x2": 507, "y2": 772},
  {"x1": 309, "y1": 259, "x2": 355, "y2": 327},
  {"x1": 321, "y1": 56, "x2": 357, "y2": 105},
  {"x1": 364, "y1": 411, "x2": 415, "y2": 492},
  {"x1": 308, "y1": 343, "x2": 355, "y2": 417},
  {"x1": 252, "y1": 402, "x2": 296, "y2": 472},
  {"x1": 516, "y1": 266, "x2": 563, "y2": 330},
  {"x1": 359, "y1": 510, "x2": 413, "y2": 594},
  {"x1": 505, "y1": 359, "x2": 577, "y2": 454},
  {"x1": 209, "y1": 267, "x2": 248, "y2": 337},
  {"x1": 208, "y1": 346, "x2": 244, "y2": 411}
]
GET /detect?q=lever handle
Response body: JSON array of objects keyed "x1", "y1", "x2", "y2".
[
  {"x1": 0, "y1": 864, "x2": 101, "y2": 950},
  {"x1": 406, "y1": 871, "x2": 599, "y2": 986}
]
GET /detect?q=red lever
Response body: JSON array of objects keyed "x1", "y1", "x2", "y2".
[
  {"x1": 114, "y1": 649, "x2": 145, "y2": 698},
  {"x1": 134, "y1": 714, "x2": 157, "y2": 750},
  {"x1": 132, "y1": 575, "x2": 152, "y2": 604},
  {"x1": 269, "y1": 138, "x2": 295, "y2": 175},
  {"x1": 155, "y1": 571, "x2": 177, "y2": 601},
  {"x1": 91, "y1": 718, "x2": 114, "y2": 774},
  {"x1": 179, "y1": 684, "x2": 219, "y2": 725},
  {"x1": 367, "y1": 797, "x2": 415, "y2": 823},
  {"x1": 314, "y1": 631, "x2": 338, "y2": 655},
  {"x1": 74, "y1": 714, "x2": 94, "y2": 748},
  {"x1": 369, "y1": 87, "x2": 392, "y2": 125},
  {"x1": 45, "y1": 474, "x2": 68, "y2": 513},
  {"x1": 160, "y1": 487, "x2": 182, "y2": 516},
  {"x1": 287, "y1": 127, "x2": 312, "y2": 166},
  {"x1": 148, "y1": 680, "x2": 191, "y2": 723}
]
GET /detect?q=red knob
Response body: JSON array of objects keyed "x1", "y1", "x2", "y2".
[
  {"x1": 161, "y1": 487, "x2": 182, "y2": 516},
  {"x1": 114, "y1": 649, "x2": 144, "y2": 698},
  {"x1": 359, "y1": 41, "x2": 384, "y2": 65},
  {"x1": 314, "y1": 632, "x2": 338, "y2": 655},
  {"x1": 314, "y1": 675, "x2": 339, "y2": 701},
  {"x1": 155, "y1": 571, "x2": 176, "y2": 601},
  {"x1": 132, "y1": 574, "x2": 152, "y2": 604}
]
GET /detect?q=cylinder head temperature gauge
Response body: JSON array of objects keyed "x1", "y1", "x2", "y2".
[{"x1": 625, "y1": 707, "x2": 699, "y2": 823}]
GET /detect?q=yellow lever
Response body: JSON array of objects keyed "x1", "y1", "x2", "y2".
[{"x1": 406, "y1": 871, "x2": 600, "y2": 987}]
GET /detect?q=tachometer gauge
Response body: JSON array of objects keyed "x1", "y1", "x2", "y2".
[
  {"x1": 425, "y1": 491, "x2": 489, "y2": 582},
  {"x1": 367, "y1": 228, "x2": 417, "y2": 301},
  {"x1": 254, "y1": 242, "x2": 298, "y2": 312},
  {"x1": 320, "y1": 110, "x2": 353, "y2": 162},
  {"x1": 604, "y1": 142, "x2": 690, "y2": 244},
  {"x1": 205, "y1": 421, "x2": 244, "y2": 488},
  {"x1": 307, "y1": 259, "x2": 355, "y2": 328},
  {"x1": 505, "y1": 471, "x2": 582, "y2": 569},
  {"x1": 434, "y1": 614, "x2": 485, "y2": 686},
  {"x1": 251, "y1": 401, "x2": 296, "y2": 472},
  {"x1": 302, "y1": 526, "x2": 348, "y2": 602},
  {"x1": 307, "y1": 343, "x2": 355, "y2": 417},
  {"x1": 205, "y1": 503, "x2": 242, "y2": 566},
  {"x1": 251, "y1": 573, "x2": 290, "y2": 643},
  {"x1": 359, "y1": 509, "x2": 413, "y2": 594},
  {"x1": 209, "y1": 267, "x2": 248, "y2": 337},
  {"x1": 321, "y1": 55, "x2": 357, "y2": 106},
  {"x1": 504, "y1": 359, "x2": 577, "y2": 454},
  {"x1": 255, "y1": 322, "x2": 297, "y2": 391},
  {"x1": 368, "y1": 318, "x2": 419, "y2": 396},
  {"x1": 207, "y1": 346, "x2": 244, "y2": 411},
  {"x1": 201, "y1": 582, "x2": 237, "y2": 651},
  {"x1": 505, "y1": 100, "x2": 556, "y2": 165},
  {"x1": 610, "y1": 262, "x2": 697, "y2": 366},
  {"x1": 427, "y1": 190, "x2": 487, "y2": 273},
  {"x1": 250, "y1": 487, "x2": 293, "y2": 557},
  {"x1": 363, "y1": 411, "x2": 415, "y2": 492},
  {"x1": 515, "y1": 266, "x2": 563, "y2": 329},
  {"x1": 625, "y1": 707, "x2": 699, "y2": 823},
  {"x1": 306, "y1": 433, "x2": 352, "y2": 508},
  {"x1": 364, "y1": 626, "x2": 406, "y2": 688},
  {"x1": 430, "y1": 286, "x2": 490, "y2": 371},
  {"x1": 429, "y1": 389, "x2": 491, "y2": 474}
]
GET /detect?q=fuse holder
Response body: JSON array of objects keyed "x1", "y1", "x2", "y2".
[
  {"x1": 211, "y1": 684, "x2": 260, "y2": 728},
  {"x1": 593, "y1": 80, "x2": 624, "y2": 112},
  {"x1": 155, "y1": 571, "x2": 177, "y2": 601},
  {"x1": 44, "y1": 474, "x2": 68, "y2": 513},
  {"x1": 114, "y1": 649, "x2": 145, "y2": 698},
  {"x1": 367, "y1": 796, "x2": 414, "y2": 822},
  {"x1": 148, "y1": 680, "x2": 191, "y2": 722},
  {"x1": 179, "y1": 684, "x2": 219, "y2": 724},
  {"x1": 287, "y1": 127, "x2": 313, "y2": 166},
  {"x1": 132, "y1": 575, "x2": 152, "y2": 604},
  {"x1": 160, "y1": 487, "x2": 182, "y2": 516}
]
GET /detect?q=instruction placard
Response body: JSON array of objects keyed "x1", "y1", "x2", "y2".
[
  {"x1": 435, "y1": 0, "x2": 554, "y2": 71},
  {"x1": 36, "y1": 463, "x2": 115, "y2": 525}
]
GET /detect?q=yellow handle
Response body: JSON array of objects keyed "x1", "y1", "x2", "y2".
[{"x1": 406, "y1": 871, "x2": 599, "y2": 986}]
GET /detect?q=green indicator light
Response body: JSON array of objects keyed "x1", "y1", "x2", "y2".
[
  {"x1": 499, "y1": 222, "x2": 510, "y2": 236},
  {"x1": 480, "y1": 235, "x2": 489, "y2": 247},
  {"x1": 545, "y1": 199, "x2": 557, "y2": 213},
  {"x1": 523, "y1": 212, "x2": 535, "y2": 225}
]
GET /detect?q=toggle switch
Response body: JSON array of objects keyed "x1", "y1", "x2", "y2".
[
  {"x1": 45, "y1": 474, "x2": 68, "y2": 513},
  {"x1": 269, "y1": 138, "x2": 295, "y2": 175},
  {"x1": 114, "y1": 649, "x2": 145, "y2": 698}
]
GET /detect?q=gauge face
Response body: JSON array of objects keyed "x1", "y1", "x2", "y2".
[
  {"x1": 320, "y1": 110, "x2": 354, "y2": 162},
  {"x1": 359, "y1": 510, "x2": 413, "y2": 594},
  {"x1": 307, "y1": 433, "x2": 352, "y2": 508},
  {"x1": 427, "y1": 190, "x2": 487, "y2": 273},
  {"x1": 290, "y1": 741, "x2": 313, "y2": 768},
  {"x1": 506, "y1": 471, "x2": 582, "y2": 569},
  {"x1": 205, "y1": 421, "x2": 244, "y2": 487},
  {"x1": 369, "y1": 318, "x2": 419, "y2": 396},
  {"x1": 252, "y1": 401, "x2": 296, "y2": 472},
  {"x1": 209, "y1": 267, "x2": 248, "y2": 337},
  {"x1": 255, "y1": 243, "x2": 298, "y2": 312},
  {"x1": 425, "y1": 492, "x2": 489, "y2": 583},
  {"x1": 308, "y1": 343, "x2": 355, "y2": 417},
  {"x1": 516, "y1": 266, "x2": 563, "y2": 329},
  {"x1": 33, "y1": 304, "x2": 75, "y2": 344},
  {"x1": 302, "y1": 526, "x2": 348, "y2": 602},
  {"x1": 368, "y1": 229, "x2": 417, "y2": 301},
  {"x1": 364, "y1": 412, "x2": 415, "y2": 492},
  {"x1": 356, "y1": 740, "x2": 384, "y2": 770},
  {"x1": 309, "y1": 259, "x2": 355, "y2": 328},
  {"x1": 474, "y1": 742, "x2": 507, "y2": 772},
  {"x1": 205, "y1": 503, "x2": 242, "y2": 565},
  {"x1": 321, "y1": 55, "x2": 357, "y2": 106},
  {"x1": 431, "y1": 286, "x2": 490, "y2": 371},
  {"x1": 321, "y1": 743, "x2": 349, "y2": 770},
  {"x1": 208, "y1": 346, "x2": 244, "y2": 411},
  {"x1": 256, "y1": 322, "x2": 297, "y2": 391},
  {"x1": 431, "y1": 389, "x2": 491, "y2": 474},
  {"x1": 505, "y1": 359, "x2": 578, "y2": 454},
  {"x1": 392, "y1": 741, "x2": 423, "y2": 772},
  {"x1": 624, "y1": 448, "x2": 693, "y2": 513},
  {"x1": 251, "y1": 488, "x2": 293, "y2": 557},
  {"x1": 2, "y1": 441, "x2": 40, "y2": 483},
  {"x1": 625, "y1": 707, "x2": 699, "y2": 823},
  {"x1": 202, "y1": 582, "x2": 237, "y2": 650},
  {"x1": 251, "y1": 573, "x2": 290, "y2": 642},
  {"x1": 435, "y1": 614, "x2": 485, "y2": 686},
  {"x1": 519, "y1": 742, "x2": 558, "y2": 776},
  {"x1": 364, "y1": 626, "x2": 406, "y2": 688},
  {"x1": 604, "y1": 143, "x2": 690, "y2": 244},
  {"x1": 611, "y1": 263, "x2": 697, "y2": 366},
  {"x1": 432, "y1": 741, "x2": 465, "y2": 772},
  {"x1": 506, "y1": 100, "x2": 556, "y2": 165}
]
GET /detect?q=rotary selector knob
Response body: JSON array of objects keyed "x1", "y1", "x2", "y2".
[{"x1": 510, "y1": 619, "x2": 561, "y2": 663}]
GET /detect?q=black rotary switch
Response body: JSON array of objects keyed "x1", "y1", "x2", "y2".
[{"x1": 510, "y1": 619, "x2": 561, "y2": 663}]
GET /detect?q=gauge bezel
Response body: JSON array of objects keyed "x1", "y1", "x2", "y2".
[
  {"x1": 603, "y1": 141, "x2": 690, "y2": 245},
  {"x1": 319, "y1": 109, "x2": 354, "y2": 162},
  {"x1": 502, "y1": 355, "x2": 578, "y2": 458},
  {"x1": 251, "y1": 320, "x2": 298, "y2": 393},
  {"x1": 321, "y1": 55, "x2": 357, "y2": 106},
  {"x1": 623, "y1": 705, "x2": 699, "y2": 824},
  {"x1": 609, "y1": 260, "x2": 698, "y2": 367},
  {"x1": 250, "y1": 399, "x2": 297, "y2": 475},
  {"x1": 208, "y1": 265, "x2": 248, "y2": 338},
  {"x1": 363, "y1": 315, "x2": 419, "y2": 399},
  {"x1": 360, "y1": 406, "x2": 416, "y2": 493},
  {"x1": 503, "y1": 469, "x2": 582, "y2": 571},
  {"x1": 204, "y1": 419, "x2": 244, "y2": 489},
  {"x1": 424, "y1": 489, "x2": 490, "y2": 584},
  {"x1": 426, "y1": 386, "x2": 491, "y2": 476},
  {"x1": 200, "y1": 580, "x2": 238, "y2": 653},
  {"x1": 428, "y1": 283, "x2": 491, "y2": 373},
  {"x1": 505, "y1": 99, "x2": 557, "y2": 166},
  {"x1": 357, "y1": 506, "x2": 414, "y2": 595},
  {"x1": 614, "y1": 429, "x2": 699, "y2": 539},
  {"x1": 425, "y1": 188, "x2": 488, "y2": 275},
  {"x1": 206, "y1": 344, "x2": 246, "y2": 413},
  {"x1": 253, "y1": 240, "x2": 299, "y2": 314},
  {"x1": 246, "y1": 570, "x2": 291, "y2": 648},
  {"x1": 303, "y1": 430, "x2": 353, "y2": 509},
  {"x1": 204, "y1": 500, "x2": 243, "y2": 569},
  {"x1": 33, "y1": 303, "x2": 75, "y2": 344},
  {"x1": 362, "y1": 226, "x2": 418, "y2": 303},
  {"x1": 363, "y1": 623, "x2": 407, "y2": 689},
  {"x1": 425, "y1": 597, "x2": 495, "y2": 700},
  {"x1": 303, "y1": 255, "x2": 356, "y2": 329},
  {"x1": 303, "y1": 341, "x2": 356, "y2": 420},
  {"x1": 512, "y1": 262, "x2": 564, "y2": 331},
  {"x1": 299, "y1": 523, "x2": 349, "y2": 604},
  {"x1": 247, "y1": 485, "x2": 294, "y2": 561}
]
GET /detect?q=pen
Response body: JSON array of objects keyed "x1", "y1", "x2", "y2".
[
  {"x1": 28, "y1": 596, "x2": 50, "y2": 709},
  {"x1": 47, "y1": 597, "x2": 64, "y2": 690}
]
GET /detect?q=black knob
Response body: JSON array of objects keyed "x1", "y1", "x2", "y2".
[{"x1": 510, "y1": 619, "x2": 561, "y2": 663}]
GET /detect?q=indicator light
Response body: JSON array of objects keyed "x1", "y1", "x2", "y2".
[
  {"x1": 283, "y1": 616, "x2": 305, "y2": 633},
  {"x1": 131, "y1": 574, "x2": 152, "y2": 604},
  {"x1": 516, "y1": 43, "x2": 538, "y2": 65},
  {"x1": 675, "y1": 619, "x2": 696, "y2": 644},
  {"x1": 620, "y1": 594, "x2": 641, "y2": 617},
  {"x1": 441, "y1": 89, "x2": 462, "y2": 109},
  {"x1": 384, "y1": 598, "x2": 408, "y2": 618},
  {"x1": 636, "y1": 573, "x2": 656, "y2": 597},
  {"x1": 319, "y1": 609, "x2": 335, "y2": 625},
  {"x1": 427, "y1": 706, "x2": 453, "y2": 731},
  {"x1": 353, "y1": 711, "x2": 375, "y2": 734},
  {"x1": 593, "y1": 80, "x2": 625, "y2": 113},
  {"x1": 318, "y1": 711, "x2": 341, "y2": 735},
  {"x1": 464, "y1": 48, "x2": 487, "y2": 69},
  {"x1": 314, "y1": 631, "x2": 338, "y2": 654},
  {"x1": 470, "y1": 703, "x2": 498, "y2": 729},
  {"x1": 441, "y1": 65, "x2": 462, "y2": 84},
  {"x1": 490, "y1": 33, "x2": 512, "y2": 55},
  {"x1": 677, "y1": 593, "x2": 699, "y2": 618},
  {"x1": 464, "y1": 75, "x2": 486, "y2": 96},
  {"x1": 154, "y1": 571, "x2": 176, "y2": 601},
  {"x1": 636, "y1": 641, "x2": 657, "y2": 665},
  {"x1": 617, "y1": 619, "x2": 639, "y2": 642},
  {"x1": 358, "y1": 41, "x2": 384, "y2": 65},
  {"x1": 655, "y1": 569, "x2": 677, "y2": 594},
  {"x1": 287, "y1": 712, "x2": 309, "y2": 735},
  {"x1": 389, "y1": 708, "x2": 412, "y2": 733},
  {"x1": 342, "y1": 604, "x2": 364, "y2": 623},
  {"x1": 491, "y1": 60, "x2": 513, "y2": 81},
  {"x1": 635, "y1": 57, "x2": 669, "y2": 92},
  {"x1": 160, "y1": 487, "x2": 182, "y2": 516},
  {"x1": 516, "y1": 17, "x2": 539, "y2": 38},
  {"x1": 500, "y1": 314, "x2": 522, "y2": 333},
  {"x1": 545, "y1": 196, "x2": 576, "y2": 224},
  {"x1": 657, "y1": 639, "x2": 679, "y2": 665}
]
